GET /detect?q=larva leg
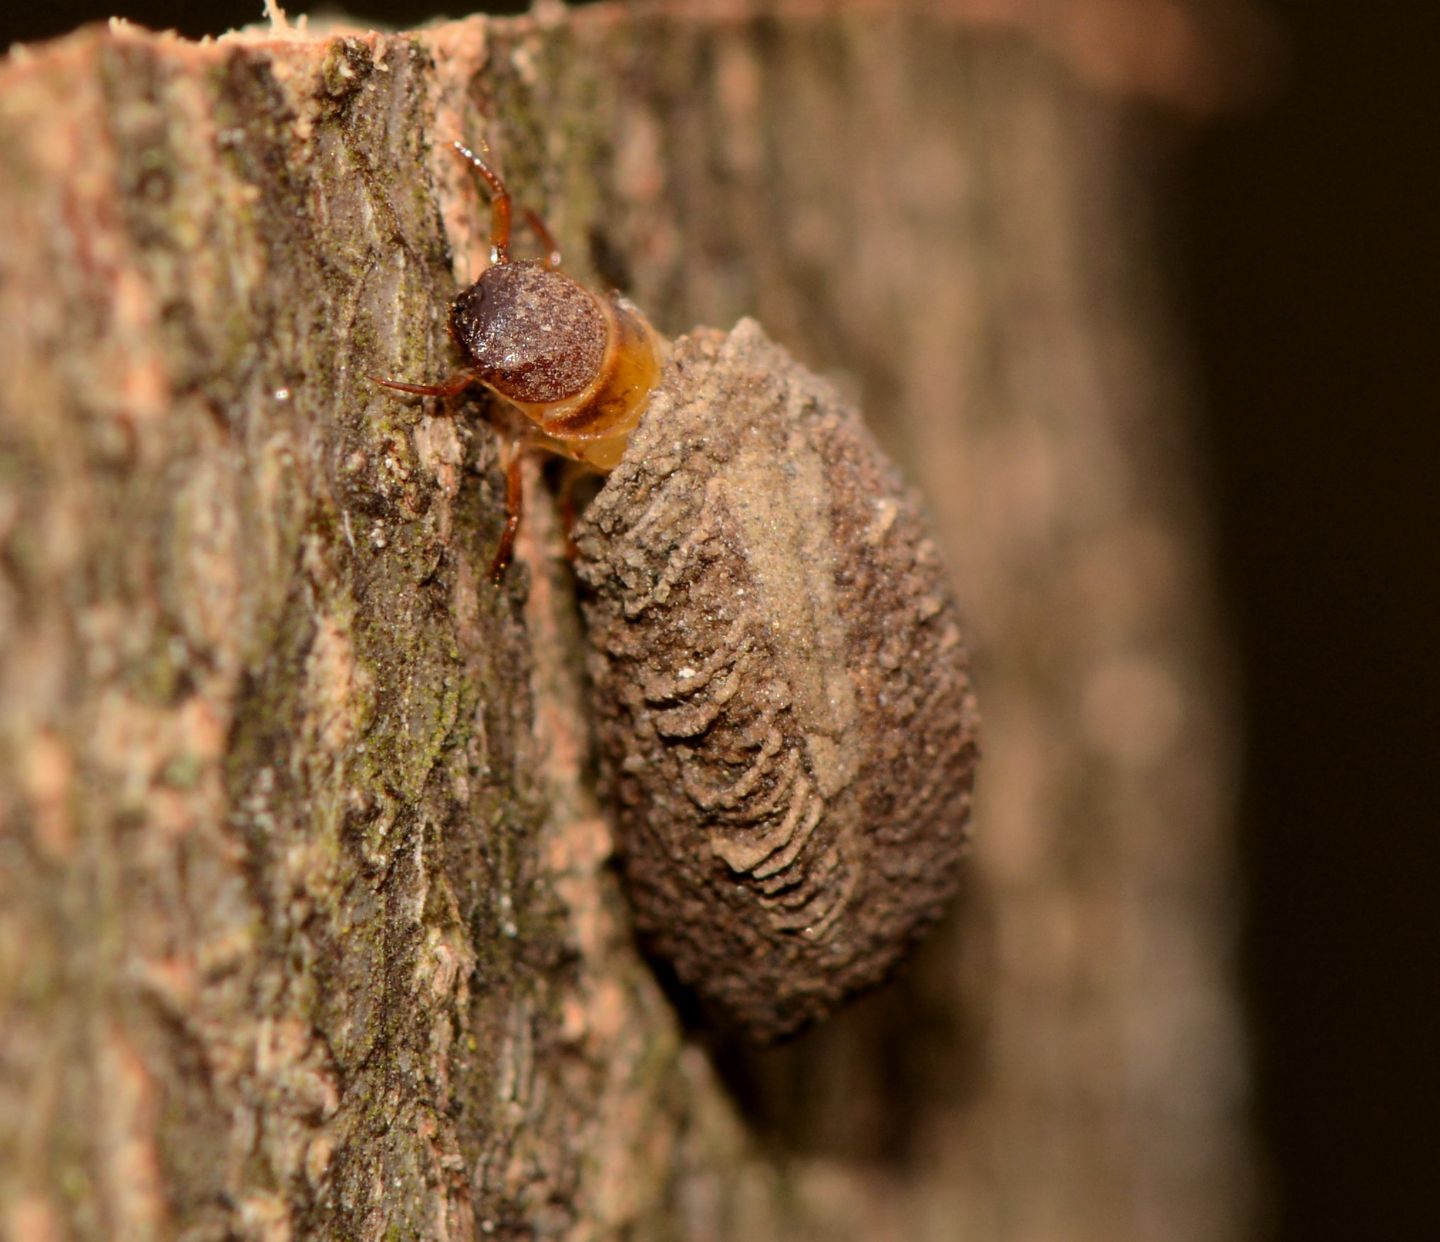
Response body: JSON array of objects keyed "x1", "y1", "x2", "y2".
[
  {"x1": 452, "y1": 138, "x2": 512, "y2": 265},
  {"x1": 523, "y1": 206, "x2": 563, "y2": 271},
  {"x1": 489, "y1": 439, "x2": 524, "y2": 582},
  {"x1": 555, "y1": 459, "x2": 590, "y2": 564}
]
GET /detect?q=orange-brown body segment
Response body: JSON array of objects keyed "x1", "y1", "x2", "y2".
[{"x1": 447, "y1": 260, "x2": 662, "y2": 470}]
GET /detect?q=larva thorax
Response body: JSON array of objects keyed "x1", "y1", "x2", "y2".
[{"x1": 449, "y1": 260, "x2": 661, "y2": 471}]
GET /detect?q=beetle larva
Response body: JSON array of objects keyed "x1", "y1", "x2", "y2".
[
  {"x1": 573, "y1": 320, "x2": 979, "y2": 1042},
  {"x1": 375, "y1": 142, "x2": 979, "y2": 1042}
]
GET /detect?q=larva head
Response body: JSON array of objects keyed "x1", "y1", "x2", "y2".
[{"x1": 450, "y1": 261, "x2": 608, "y2": 405}]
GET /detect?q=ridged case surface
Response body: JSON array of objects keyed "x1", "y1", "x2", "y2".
[{"x1": 574, "y1": 320, "x2": 979, "y2": 1041}]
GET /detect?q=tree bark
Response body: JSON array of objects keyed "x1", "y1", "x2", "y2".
[{"x1": 0, "y1": 5, "x2": 1251, "y2": 1239}]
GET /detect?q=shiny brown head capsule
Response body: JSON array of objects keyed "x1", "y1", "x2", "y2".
[{"x1": 372, "y1": 140, "x2": 663, "y2": 574}]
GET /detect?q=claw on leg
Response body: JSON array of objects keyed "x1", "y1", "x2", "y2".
[{"x1": 369, "y1": 371, "x2": 474, "y2": 399}]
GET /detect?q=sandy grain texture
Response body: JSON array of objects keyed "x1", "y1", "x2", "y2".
[{"x1": 576, "y1": 321, "x2": 979, "y2": 1041}]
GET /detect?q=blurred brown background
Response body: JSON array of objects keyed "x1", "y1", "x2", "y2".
[{"x1": 3, "y1": 2, "x2": 1433, "y2": 1238}]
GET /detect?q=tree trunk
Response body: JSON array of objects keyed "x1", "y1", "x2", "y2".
[{"x1": 0, "y1": 5, "x2": 1250, "y2": 1239}]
